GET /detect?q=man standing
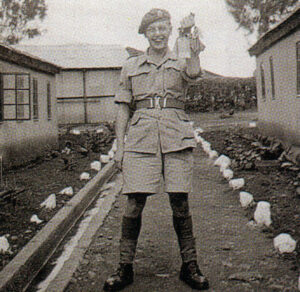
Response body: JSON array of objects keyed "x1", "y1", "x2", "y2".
[{"x1": 103, "y1": 8, "x2": 209, "y2": 291}]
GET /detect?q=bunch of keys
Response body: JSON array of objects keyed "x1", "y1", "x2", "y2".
[{"x1": 174, "y1": 13, "x2": 205, "y2": 59}]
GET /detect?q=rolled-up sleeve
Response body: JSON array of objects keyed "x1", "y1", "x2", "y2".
[
  {"x1": 180, "y1": 59, "x2": 203, "y2": 84},
  {"x1": 114, "y1": 63, "x2": 133, "y2": 104}
]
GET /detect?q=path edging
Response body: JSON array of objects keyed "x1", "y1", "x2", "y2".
[{"x1": 0, "y1": 161, "x2": 116, "y2": 291}]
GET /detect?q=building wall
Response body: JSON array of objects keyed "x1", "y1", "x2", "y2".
[
  {"x1": 0, "y1": 60, "x2": 58, "y2": 167},
  {"x1": 56, "y1": 69, "x2": 119, "y2": 124},
  {"x1": 256, "y1": 29, "x2": 300, "y2": 146}
]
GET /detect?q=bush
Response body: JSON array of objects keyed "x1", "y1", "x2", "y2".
[{"x1": 185, "y1": 77, "x2": 257, "y2": 113}]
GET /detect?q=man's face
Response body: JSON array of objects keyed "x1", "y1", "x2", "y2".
[{"x1": 145, "y1": 20, "x2": 172, "y2": 51}]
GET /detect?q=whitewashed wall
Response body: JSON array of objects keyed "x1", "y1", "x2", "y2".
[
  {"x1": 0, "y1": 60, "x2": 58, "y2": 167},
  {"x1": 256, "y1": 29, "x2": 300, "y2": 146}
]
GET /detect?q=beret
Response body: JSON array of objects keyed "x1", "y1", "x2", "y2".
[{"x1": 138, "y1": 8, "x2": 171, "y2": 34}]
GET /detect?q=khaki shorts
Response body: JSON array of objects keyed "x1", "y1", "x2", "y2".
[{"x1": 121, "y1": 146, "x2": 194, "y2": 195}]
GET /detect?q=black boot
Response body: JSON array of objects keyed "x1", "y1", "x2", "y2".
[
  {"x1": 180, "y1": 260, "x2": 209, "y2": 290},
  {"x1": 103, "y1": 263, "x2": 134, "y2": 291}
]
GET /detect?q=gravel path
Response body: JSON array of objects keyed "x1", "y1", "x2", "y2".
[{"x1": 66, "y1": 145, "x2": 298, "y2": 291}]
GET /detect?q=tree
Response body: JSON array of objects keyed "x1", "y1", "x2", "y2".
[
  {"x1": 0, "y1": 0, "x2": 47, "y2": 45},
  {"x1": 225, "y1": 0, "x2": 298, "y2": 37}
]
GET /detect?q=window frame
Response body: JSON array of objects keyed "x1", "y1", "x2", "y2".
[
  {"x1": 297, "y1": 41, "x2": 300, "y2": 97},
  {"x1": 269, "y1": 56, "x2": 275, "y2": 99},
  {"x1": 47, "y1": 82, "x2": 52, "y2": 120},
  {"x1": 260, "y1": 63, "x2": 266, "y2": 101},
  {"x1": 32, "y1": 78, "x2": 39, "y2": 120},
  {"x1": 1, "y1": 73, "x2": 31, "y2": 121},
  {"x1": 0, "y1": 74, "x2": 3, "y2": 122}
]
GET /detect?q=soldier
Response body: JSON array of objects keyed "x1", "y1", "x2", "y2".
[{"x1": 103, "y1": 8, "x2": 209, "y2": 291}]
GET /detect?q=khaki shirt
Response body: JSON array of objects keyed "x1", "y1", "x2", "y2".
[{"x1": 115, "y1": 48, "x2": 201, "y2": 154}]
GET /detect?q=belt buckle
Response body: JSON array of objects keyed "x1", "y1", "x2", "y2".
[{"x1": 154, "y1": 97, "x2": 161, "y2": 109}]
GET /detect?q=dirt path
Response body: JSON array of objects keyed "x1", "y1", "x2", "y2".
[{"x1": 66, "y1": 145, "x2": 298, "y2": 291}]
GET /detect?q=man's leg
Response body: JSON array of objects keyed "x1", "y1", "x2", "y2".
[
  {"x1": 120, "y1": 194, "x2": 147, "y2": 264},
  {"x1": 169, "y1": 193, "x2": 197, "y2": 263},
  {"x1": 169, "y1": 193, "x2": 209, "y2": 290},
  {"x1": 103, "y1": 194, "x2": 147, "y2": 291}
]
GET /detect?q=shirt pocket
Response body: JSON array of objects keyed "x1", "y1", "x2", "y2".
[
  {"x1": 129, "y1": 67, "x2": 152, "y2": 97},
  {"x1": 175, "y1": 110, "x2": 195, "y2": 140},
  {"x1": 164, "y1": 63, "x2": 183, "y2": 91}
]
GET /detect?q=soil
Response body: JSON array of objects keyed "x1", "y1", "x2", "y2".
[
  {"x1": 0, "y1": 124, "x2": 115, "y2": 272},
  {"x1": 65, "y1": 125, "x2": 300, "y2": 291},
  {"x1": 201, "y1": 127, "x2": 300, "y2": 270}
]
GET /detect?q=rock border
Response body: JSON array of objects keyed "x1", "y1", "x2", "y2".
[
  {"x1": 194, "y1": 128, "x2": 299, "y2": 289},
  {"x1": 0, "y1": 161, "x2": 116, "y2": 291}
]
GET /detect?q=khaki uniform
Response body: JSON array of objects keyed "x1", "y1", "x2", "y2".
[{"x1": 115, "y1": 48, "x2": 201, "y2": 194}]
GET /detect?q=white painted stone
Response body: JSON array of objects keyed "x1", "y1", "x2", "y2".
[
  {"x1": 40, "y1": 194, "x2": 56, "y2": 209},
  {"x1": 194, "y1": 127, "x2": 204, "y2": 134},
  {"x1": 100, "y1": 154, "x2": 110, "y2": 164},
  {"x1": 202, "y1": 141, "x2": 211, "y2": 154},
  {"x1": 111, "y1": 140, "x2": 117, "y2": 152},
  {"x1": 214, "y1": 155, "x2": 231, "y2": 168},
  {"x1": 222, "y1": 168, "x2": 234, "y2": 180},
  {"x1": 274, "y1": 233, "x2": 297, "y2": 254},
  {"x1": 229, "y1": 178, "x2": 245, "y2": 190},
  {"x1": 59, "y1": 186, "x2": 74, "y2": 196},
  {"x1": 195, "y1": 135, "x2": 204, "y2": 144},
  {"x1": 70, "y1": 129, "x2": 80, "y2": 135},
  {"x1": 90, "y1": 161, "x2": 101, "y2": 171},
  {"x1": 0, "y1": 236, "x2": 10, "y2": 254},
  {"x1": 202, "y1": 141, "x2": 211, "y2": 149},
  {"x1": 30, "y1": 214, "x2": 43, "y2": 224},
  {"x1": 208, "y1": 150, "x2": 218, "y2": 159},
  {"x1": 254, "y1": 201, "x2": 272, "y2": 227},
  {"x1": 80, "y1": 172, "x2": 90, "y2": 181},
  {"x1": 249, "y1": 121, "x2": 257, "y2": 128},
  {"x1": 96, "y1": 128, "x2": 104, "y2": 134},
  {"x1": 239, "y1": 191, "x2": 254, "y2": 208},
  {"x1": 108, "y1": 150, "x2": 114, "y2": 159}
]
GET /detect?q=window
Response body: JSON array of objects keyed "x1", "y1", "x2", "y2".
[
  {"x1": 269, "y1": 56, "x2": 275, "y2": 99},
  {"x1": 47, "y1": 82, "x2": 51, "y2": 120},
  {"x1": 1, "y1": 73, "x2": 31, "y2": 120},
  {"x1": 260, "y1": 63, "x2": 266, "y2": 101},
  {"x1": 297, "y1": 42, "x2": 300, "y2": 96},
  {"x1": 0, "y1": 75, "x2": 3, "y2": 121},
  {"x1": 32, "y1": 78, "x2": 39, "y2": 119}
]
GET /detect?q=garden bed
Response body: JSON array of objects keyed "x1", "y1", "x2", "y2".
[
  {"x1": 202, "y1": 127, "x2": 300, "y2": 270},
  {"x1": 0, "y1": 123, "x2": 115, "y2": 272}
]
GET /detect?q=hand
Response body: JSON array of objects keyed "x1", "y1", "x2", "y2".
[
  {"x1": 113, "y1": 148, "x2": 124, "y2": 171},
  {"x1": 189, "y1": 26, "x2": 205, "y2": 57}
]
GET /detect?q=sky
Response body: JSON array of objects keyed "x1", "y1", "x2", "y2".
[{"x1": 22, "y1": 0, "x2": 257, "y2": 77}]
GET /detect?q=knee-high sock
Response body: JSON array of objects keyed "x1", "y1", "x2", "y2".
[
  {"x1": 119, "y1": 215, "x2": 142, "y2": 264},
  {"x1": 173, "y1": 215, "x2": 197, "y2": 263}
]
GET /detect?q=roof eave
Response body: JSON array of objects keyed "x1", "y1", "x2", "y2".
[
  {"x1": 61, "y1": 66, "x2": 122, "y2": 71},
  {"x1": 248, "y1": 7, "x2": 300, "y2": 57},
  {"x1": 0, "y1": 44, "x2": 61, "y2": 75}
]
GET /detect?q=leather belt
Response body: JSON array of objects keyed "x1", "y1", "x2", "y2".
[{"x1": 135, "y1": 97, "x2": 185, "y2": 110}]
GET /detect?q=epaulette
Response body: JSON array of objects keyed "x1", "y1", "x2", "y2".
[{"x1": 126, "y1": 47, "x2": 144, "y2": 59}]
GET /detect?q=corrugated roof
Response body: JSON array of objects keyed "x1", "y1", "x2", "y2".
[
  {"x1": 14, "y1": 44, "x2": 129, "y2": 69},
  {"x1": 14, "y1": 43, "x2": 223, "y2": 77}
]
